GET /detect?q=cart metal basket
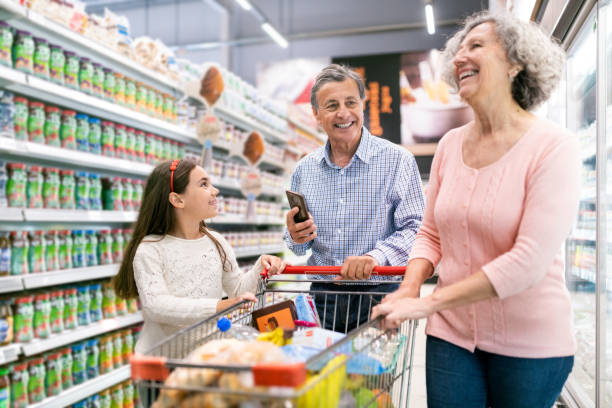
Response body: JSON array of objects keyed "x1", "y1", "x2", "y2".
[{"x1": 131, "y1": 266, "x2": 417, "y2": 407}]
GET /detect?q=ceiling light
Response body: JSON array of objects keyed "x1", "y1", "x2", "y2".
[
  {"x1": 425, "y1": 2, "x2": 435, "y2": 35},
  {"x1": 261, "y1": 22, "x2": 289, "y2": 48},
  {"x1": 235, "y1": 0, "x2": 252, "y2": 11}
]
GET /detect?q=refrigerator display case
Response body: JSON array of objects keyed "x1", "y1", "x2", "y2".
[
  {"x1": 544, "y1": 1, "x2": 612, "y2": 406},
  {"x1": 564, "y1": 7, "x2": 597, "y2": 406}
]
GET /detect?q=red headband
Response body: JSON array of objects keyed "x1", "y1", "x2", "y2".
[{"x1": 170, "y1": 159, "x2": 180, "y2": 193}]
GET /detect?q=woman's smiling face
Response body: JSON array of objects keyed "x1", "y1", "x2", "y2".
[{"x1": 452, "y1": 22, "x2": 517, "y2": 105}]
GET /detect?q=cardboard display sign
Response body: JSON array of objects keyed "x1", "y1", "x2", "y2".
[{"x1": 332, "y1": 53, "x2": 401, "y2": 144}]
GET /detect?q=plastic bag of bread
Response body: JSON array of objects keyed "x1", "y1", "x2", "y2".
[{"x1": 154, "y1": 339, "x2": 293, "y2": 407}]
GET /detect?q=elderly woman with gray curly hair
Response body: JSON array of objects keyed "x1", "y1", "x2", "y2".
[{"x1": 372, "y1": 11, "x2": 579, "y2": 408}]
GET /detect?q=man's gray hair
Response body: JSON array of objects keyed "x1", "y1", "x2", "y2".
[
  {"x1": 441, "y1": 11, "x2": 565, "y2": 110},
  {"x1": 310, "y1": 64, "x2": 366, "y2": 111}
]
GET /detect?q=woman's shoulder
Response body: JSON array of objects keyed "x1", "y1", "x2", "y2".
[
  {"x1": 440, "y1": 122, "x2": 471, "y2": 147},
  {"x1": 428, "y1": 122, "x2": 471, "y2": 164},
  {"x1": 530, "y1": 117, "x2": 575, "y2": 140},
  {"x1": 525, "y1": 117, "x2": 579, "y2": 155}
]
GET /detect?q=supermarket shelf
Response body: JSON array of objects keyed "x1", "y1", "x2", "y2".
[
  {"x1": 212, "y1": 138, "x2": 233, "y2": 152},
  {"x1": 0, "y1": 206, "x2": 23, "y2": 221},
  {"x1": 288, "y1": 117, "x2": 326, "y2": 143},
  {"x1": 0, "y1": 65, "x2": 196, "y2": 144},
  {"x1": 23, "y1": 209, "x2": 138, "y2": 223},
  {"x1": 0, "y1": 275, "x2": 24, "y2": 293},
  {"x1": 21, "y1": 312, "x2": 143, "y2": 356},
  {"x1": 571, "y1": 229, "x2": 596, "y2": 242},
  {"x1": 234, "y1": 244, "x2": 286, "y2": 258},
  {"x1": 23, "y1": 264, "x2": 119, "y2": 289},
  {"x1": 0, "y1": 0, "x2": 26, "y2": 19},
  {"x1": 29, "y1": 365, "x2": 130, "y2": 408},
  {"x1": 402, "y1": 143, "x2": 438, "y2": 157},
  {"x1": 214, "y1": 177, "x2": 241, "y2": 191},
  {"x1": 0, "y1": 137, "x2": 154, "y2": 177},
  {"x1": 213, "y1": 105, "x2": 289, "y2": 145},
  {"x1": 285, "y1": 144, "x2": 302, "y2": 156},
  {"x1": 259, "y1": 154, "x2": 286, "y2": 171},
  {"x1": 571, "y1": 266, "x2": 594, "y2": 284},
  {"x1": 210, "y1": 214, "x2": 285, "y2": 226},
  {"x1": 213, "y1": 176, "x2": 283, "y2": 198},
  {"x1": 0, "y1": 344, "x2": 21, "y2": 365},
  {"x1": 0, "y1": 0, "x2": 181, "y2": 94},
  {"x1": 0, "y1": 59, "x2": 27, "y2": 87}
]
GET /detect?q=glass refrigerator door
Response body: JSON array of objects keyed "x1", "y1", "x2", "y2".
[
  {"x1": 601, "y1": 1, "x2": 612, "y2": 405},
  {"x1": 565, "y1": 8, "x2": 597, "y2": 406}
]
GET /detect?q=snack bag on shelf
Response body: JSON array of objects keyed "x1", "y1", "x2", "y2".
[
  {"x1": 68, "y1": 1, "x2": 88, "y2": 35},
  {"x1": 104, "y1": 8, "x2": 132, "y2": 57}
]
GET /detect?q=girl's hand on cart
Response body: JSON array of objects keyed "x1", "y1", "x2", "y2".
[
  {"x1": 371, "y1": 296, "x2": 435, "y2": 329},
  {"x1": 216, "y1": 292, "x2": 256, "y2": 312},
  {"x1": 260, "y1": 255, "x2": 287, "y2": 276}
]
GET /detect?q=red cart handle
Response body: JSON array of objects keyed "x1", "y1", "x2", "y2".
[{"x1": 261, "y1": 265, "x2": 406, "y2": 279}]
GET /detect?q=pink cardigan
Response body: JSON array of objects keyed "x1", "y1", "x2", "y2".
[{"x1": 410, "y1": 118, "x2": 581, "y2": 358}]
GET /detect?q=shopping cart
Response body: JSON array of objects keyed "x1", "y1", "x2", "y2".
[{"x1": 131, "y1": 266, "x2": 417, "y2": 408}]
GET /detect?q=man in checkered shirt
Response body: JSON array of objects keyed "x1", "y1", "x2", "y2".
[{"x1": 284, "y1": 64, "x2": 425, "y2": 332}]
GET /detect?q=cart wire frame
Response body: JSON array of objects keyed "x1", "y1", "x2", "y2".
[{"x1": 131, "y1": 266, "x2": 418, "y2": 407}]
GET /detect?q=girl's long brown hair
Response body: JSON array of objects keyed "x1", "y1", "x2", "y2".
[{"x1": 113, "y1": 159, "x2": 229, "y2": 299}]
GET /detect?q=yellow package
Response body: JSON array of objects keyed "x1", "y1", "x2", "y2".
[{"x1": 297, "y1": 355, "x2": 347, "y2": 408}]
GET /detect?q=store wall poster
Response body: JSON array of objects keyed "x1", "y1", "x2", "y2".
[{"x1": 332, "y1": 53, "x2": 402, "y2": 145}]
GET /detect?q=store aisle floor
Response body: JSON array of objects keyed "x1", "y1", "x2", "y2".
[{"x1": 407, "y1": 283, "x2": 434, "y2": 408}]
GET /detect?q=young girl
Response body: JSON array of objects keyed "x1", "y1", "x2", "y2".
[{"x1": 113, "y1": 159, "x2": 286, "y2": 353}]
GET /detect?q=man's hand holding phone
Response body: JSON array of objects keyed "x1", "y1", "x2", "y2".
[
  {"x1": 286, "y1": 207, "x2": 317, "y2": 243},
  {"x1": 286, "y1": 190, "x2": 317, "y2": 244}
]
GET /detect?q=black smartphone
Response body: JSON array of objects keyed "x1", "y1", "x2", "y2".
[{"x1": 286, "y1": 190, "x2": 309, "y2": 223}]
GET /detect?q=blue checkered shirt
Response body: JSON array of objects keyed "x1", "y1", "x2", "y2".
[{"x1": 284, "y1": 127, "x2": 425, "y2": 281}]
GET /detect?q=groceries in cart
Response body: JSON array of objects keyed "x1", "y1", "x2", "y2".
[
  {"x1": 132, "y1": 266, "x2": 416, "y2": 408},
  {"x1": 153, "y1": 338, "x2": 295, "y2": 408},
  {"x1": 283, "y1": 327, "x2": 404, "y2": 376}
]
